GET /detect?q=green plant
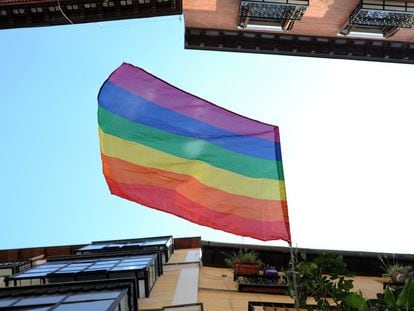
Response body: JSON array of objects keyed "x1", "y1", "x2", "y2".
[
  {"x1": 370, "y1": 278, "x2": 414, "y2": 310},
  {"x1": 343, "y1": 291, "x2": 369, "y2": 311},
  {"x1": 223, "y1": 248, "x2": 262, "y2": 267},
  {"x1": 379, "y1": 256, "x2": 413, "y2": 283},
  {"x1": 288, "y1": 253, "x2": 414, "y2": 311},
  {"x1": 238, "y1": 275, "x2": 278, "y2": 285},
  {"x1": 289, "y1": 253, "x2": 356, "y2": 310}
]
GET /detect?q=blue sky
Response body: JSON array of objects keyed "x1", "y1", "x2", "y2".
[{"x1": 1, "y1": 16, "x2": 414, "y2": 254}]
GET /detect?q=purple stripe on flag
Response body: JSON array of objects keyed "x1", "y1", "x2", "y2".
[{"x1": 108, "y1": 63, "x2": 280, "y2": 143}]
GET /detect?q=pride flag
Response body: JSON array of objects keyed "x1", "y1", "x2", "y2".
[{"x1": 98, "y1": 63, "x2": 291, "y2": 242}]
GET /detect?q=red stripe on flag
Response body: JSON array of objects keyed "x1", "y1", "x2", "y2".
[{"x1": 106, "y1": 177, "x2": 291, "y2": 242}]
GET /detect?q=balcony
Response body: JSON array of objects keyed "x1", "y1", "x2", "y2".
[
  {"x1": 238, "y1": 0, "x2": 309, "y2": 31},
  {"x1": 0, "y1": 260, "x2": 33, "y2": 278},
  {"x1": 0, "y1": 278, "x2": 138, "y2": 311},
  {"x1": 340, "y1": 0, "x2": 414, "y2": 38},
  {"x1": 76, "y1": 235, "x2": 174, "y2": 263},
  {"x1": 5, "y1": 254, "x2": 160, "y2": 298}
]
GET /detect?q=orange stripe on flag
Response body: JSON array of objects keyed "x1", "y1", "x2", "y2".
[{"x1": 102, "y1": 154, "x2": 286, "y2": 222}]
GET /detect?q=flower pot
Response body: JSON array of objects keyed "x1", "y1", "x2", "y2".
[
  {"x1": 391, "y1": 272, "x2": 406, "y2": 284},
  {"x1": 233, "y1": 263, "x2": 260, "y2": 280},
  {"x1": 237, "y1": 276, "x2": 288, "y2": 295}
]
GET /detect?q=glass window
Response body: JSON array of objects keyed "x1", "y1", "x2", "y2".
[
  {"x1": 0, "y1": 298, "x2": 17, "y2": 307},
  {"x1": 54, "y1": 269, "x2": 80, "y2": 273},
  {"x1": 111, "y1": 265, "x2": 143, "y2": 271},
  {"x1": 127, "y1": 258, "x2": 150, "y2": 262},
  {"x1": 34, "y1": 264, "x2": 66, "y2": 269},
  {"x1": 120, "y1": 257, "x2": 151, "y2": 265},
  {"x1": 58, "y1": 268, "x2": 84, "y2": 272},
  {"x1": 28, "y1": 267, "x2": 55, "y2": 272},
  {"x1": 85, "y1": 263, "x2": 117, "y2": 271},
  {"x1": 84, "y1": 267, "x2": 106, "y2": 272},
  {"x1": 14, "y1": 295, "x2": 66, "y2": 306},
  {"x1": 64, "y1": 291, "x2": 122, "y2": 302},
  {"x1": 119, "y1": 259, "x2": 143, "y2": 263},
  {"x1": 95, "y1": 260, "x2": 119, "y2": 265},
  {"x1": 142, "y1": 240, "x2": 164, "y2": 246},
  {"x1": 89, "y1": 263, "x2": 116, "y2": 268},
  {"x1": 126, "y1": 242, "x2": 143, "y2": 247},
  {"x1": 114, "y1": 263, "x2": 145, "y2": 267},
  {"x1": 20, "y1": 270, "x2": 43, "y2": 275},
  {"x1": 15, "y1": 271, "x2": 48, "y2": 277},
  {"x1": 19, "y1": 264, "x2": 64, "y2": 275},
  {"x1": 88, "y1": 266, "x2": 112, "y2": 270},
  {"x1": 118, "y1": 261, "x2": 142, "y2": 266},
  {"x1": 65, "y1": 263, "x2": 91, "y2": 268},
  {"x1": 106, "y1": 244, "x2": 122, "y2": 248},
  {"x1": 131, "y1": 256, "x2": 151, "y2": 261},
  {"x1": 54, "y1": 300, "x2": 114, "y2": 311},
  {"x1": 78, "y1": 244, "x2": 108, "y2": 251}
]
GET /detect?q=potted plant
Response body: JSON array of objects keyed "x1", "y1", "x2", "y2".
[
  {"x1": 379, "y1": 256, "x2": 413, "y2": 285},
  {"x1": 237, "y1": 274, "x2": 288, "y2": 295},
  {"x1": 223, "y1": 248, "x2": 262, "y2": 280}
]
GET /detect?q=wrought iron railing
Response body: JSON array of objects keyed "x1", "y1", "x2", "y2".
[
  {"x1": 238, "y1": 0, "x2": 308, "y2": 30},
  {"x1": 349, "y1": 0, "x2": 414, "y2": 28}
]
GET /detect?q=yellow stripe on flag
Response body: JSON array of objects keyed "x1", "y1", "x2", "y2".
[{"x1": 99, "y1": 129, "x2": 286, "y2": 201}]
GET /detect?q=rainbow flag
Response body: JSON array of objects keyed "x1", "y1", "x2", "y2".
[{"x1": 98, "y1": 63, "x2": 291, "y2": 242}]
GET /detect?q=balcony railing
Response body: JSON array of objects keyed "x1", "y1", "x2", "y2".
[
  {"x1": 340, "y1": 0, "x2": 414, "y2": 38},
  {"x1": 238, "y1": 0, "x2": 308, "y2": 31}
]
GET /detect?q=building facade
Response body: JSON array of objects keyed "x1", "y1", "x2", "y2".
[
  {"x1": 1, "y1": 0, "x2": 413, "y2": 63},
  {"x1": 1, "y1": 236, "x2": 414, "y2": 310},
  {"x1": 184, "y1": 0, "x2": 414, "y2": 63}
]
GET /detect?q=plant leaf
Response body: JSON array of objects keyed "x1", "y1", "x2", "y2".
[
  {"x1": 384, "y1": 286, "x2": 398, "y2": 310},
  {"x1": 396, "y1": 279, "x2": 414, "y2": 309},
  {"x1": 343, "y1": 292, "x2": 369, "y2": 311}
]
